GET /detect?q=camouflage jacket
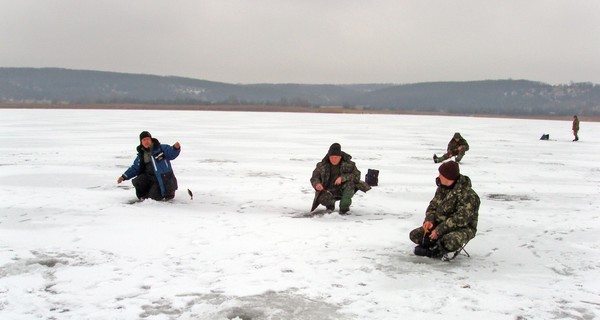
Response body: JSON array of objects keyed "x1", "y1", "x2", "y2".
[
  {"x1": 425, "y1": 175, "x2": 480, "y2": 237},
  {"x1": 310, "y1": 152, "x2": 370, "y2": 192},
  {"x1": 447, "y1": 135, "x2": 469, "y2": 154},
  {"x1": 573, "y1": 118, "x2": 580, "y2": 131}
]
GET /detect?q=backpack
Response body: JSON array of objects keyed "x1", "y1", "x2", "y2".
[{"x1": 365, "y1": 169, "x2": 379, "y2": 186}]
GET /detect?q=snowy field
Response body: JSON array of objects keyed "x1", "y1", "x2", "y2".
[{"x1": 0, "y1": 109, "x2": 599, "y2": 320}]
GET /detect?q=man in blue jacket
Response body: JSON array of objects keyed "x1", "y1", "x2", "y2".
[{"x1": 117, "y1": 131, "x2": 181, "y2": 201}]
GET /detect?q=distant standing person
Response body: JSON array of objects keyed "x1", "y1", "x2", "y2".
[
  {"x1": 310, "y1": 143, "x2": 371, "y2": 215},
  {"x1": 433, "y1": 132, "x2": 469, "y2": 163},
  {"x1": 572, "y1": 115, "x2": 580, "y2": 141},
  {"x1": 117, "y1": 131, "x2": 181, "y2": 201},
  {"x1": 409, "y1": 161, "x2": 480, "y2": 259}
]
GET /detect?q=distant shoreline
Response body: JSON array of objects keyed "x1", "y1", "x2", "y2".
[{"x1": 1, "y1": 103, "x2": 598, "y2": 122}]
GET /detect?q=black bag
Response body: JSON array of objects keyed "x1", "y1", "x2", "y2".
[
  {"x1": 540, "y1": 134, "x2": 549, "y2": 140},
  {"x1": 365, "y1": 169, "x2": 379, "y2": 186}
]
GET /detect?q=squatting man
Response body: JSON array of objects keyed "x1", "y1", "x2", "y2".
[
  {"x1": 310, "y1": 143, "x2": 371, "y2": 215},
  {"x1": 409, "y1": 161, "x2": 480, "y2": 259},
  {"x1": 117, "y1": 131, "x2": 181, "y2": 201}
]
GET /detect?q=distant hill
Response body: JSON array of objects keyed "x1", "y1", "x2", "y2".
[
  {"x1": 358, "y1": 80, "x2": 600, "y2": 116},
  {"x1": 1, "y1": 68, "x2": 599, "y2": 116}
]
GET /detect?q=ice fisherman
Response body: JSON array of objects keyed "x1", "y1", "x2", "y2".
[
  {"x1": 433, "y1": 132, "x2": 469, "y2": 163},
  {"x1": 117, "y1": 131, "x2": 181, "y2": 201},
  {"x1": 572, "y1": 115, "x2": 580, "y2": 141},
  {"x1": 409, "y1": 161, "x2": 480, "y2": 259},
  {"x1": 310, "y1": 143, "x2": 371, "y2": 215}
]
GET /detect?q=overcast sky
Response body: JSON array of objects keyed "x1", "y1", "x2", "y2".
[{"x1": 1, "y1": 0, "x2": 599, "y2": 84}]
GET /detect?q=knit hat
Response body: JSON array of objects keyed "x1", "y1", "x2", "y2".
[
  {"x1": 139, "y1": 131, "x2": 152, "y2": 142},
  {"x1": 328, "y1": 143, "x2": 342, "y2": 156},
  {"x1": 438, "y1": 161, "x2": 460, "y2": 180},
  {"x1": 453, "y1": 132, "x2": 461, "y2": 139}
]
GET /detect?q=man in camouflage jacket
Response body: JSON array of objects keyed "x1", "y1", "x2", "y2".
[
  {"x1": 434, "y1": 132, "x2": 469, "y2": 163},
  {"x1": 572, "y1": 115, "x2": 580, "y2": 141},
  {"x1": 410, "y1": 161, "x2": 480, "y2": 258},
  {"x1": 310, "y1": 143, "x2": 371, "y2": 215}
]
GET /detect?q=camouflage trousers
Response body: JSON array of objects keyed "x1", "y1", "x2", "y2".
[
  {"x1": 440, "y1": 150, "x2": 466, "y2": 163},
  {"x1": 315, "y1": 185, "x2": 355, "y2": 211},
  {"x1": 409, "y1": 226, "x2": 475, "y2": 252}
]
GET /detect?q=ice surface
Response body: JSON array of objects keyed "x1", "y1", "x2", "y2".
[{"x1": 0, "y1": 109, "x2": 599, "y2": 319}]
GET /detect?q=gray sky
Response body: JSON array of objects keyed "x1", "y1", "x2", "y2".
[{"x1": 2, "y1": 0, "x2": 599, "y2": 84}]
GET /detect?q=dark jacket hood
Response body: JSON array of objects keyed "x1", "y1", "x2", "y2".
[
  {"x1": 456, "y1": 175, "x2": 472, "y2": 189},
  {"x1": 137, "y1": 138, "x2": 161, "y2": 153},
  {"x1": 436, "y1": 174, "x2": 472, "y2": 190},
  {"x1": 321, "y1": 151, "x2": 352, "y2": 163}
]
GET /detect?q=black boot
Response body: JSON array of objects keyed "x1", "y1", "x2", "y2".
[
  {"x1": 414, "y1": 245, "x2": 430, "y2": 256},
  {"x1": 427, "y1": 245, "x2": 444, "y2": 258},
  {"x1": 433, "y1": 154, "x2": 439, "y2": 163},
  {"x1": 414, "y1": 244, "x2": 446, "y2": 258}
]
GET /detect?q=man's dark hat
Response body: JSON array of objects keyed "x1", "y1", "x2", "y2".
[
  {"x1": 438, "y1": 161, "x2": 460, "y2": 180},
  {"x1": 328, "y1": 143, "x2": 342, "y2": 156},
  {"x1": 139, "y1": 131, "x2": 152, "y2": 141}
]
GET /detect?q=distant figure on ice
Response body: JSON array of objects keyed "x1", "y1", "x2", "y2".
[
  {"x1": 310, "y1": 143, "x2": 371, "y2": 215},
  {"x1": 117, "y1": 131, "x2": 181, "y2": 201},
  {"x1": 433, "y1": 132, "x2": 469, "y2": 163},
  {"x1": 409, "y1": 161, "x2": 480, "y2": 259},
  {"x1": 572, "y1": 115, "x2": 580, "y2": 141}
]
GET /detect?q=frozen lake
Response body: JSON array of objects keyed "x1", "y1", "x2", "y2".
[{"x1": 0, "y1": 109, "x2": 599, "y2": 319}]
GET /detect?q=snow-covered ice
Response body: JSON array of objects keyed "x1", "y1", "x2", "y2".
[{"x1": 0, "y1": 109, "x2": 599, "y2": 319}]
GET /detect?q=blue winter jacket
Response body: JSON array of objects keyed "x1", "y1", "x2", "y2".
[{"x1": 122, "y1": 138, "x2": 181, "y2": 197}]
